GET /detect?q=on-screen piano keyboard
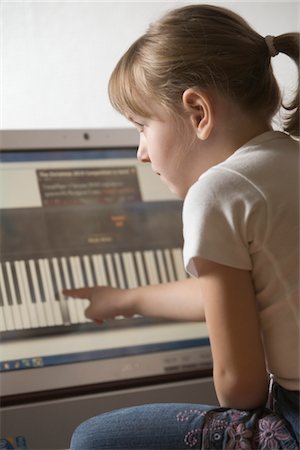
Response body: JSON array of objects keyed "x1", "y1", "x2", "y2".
[
  {"x1": 0, "y1": 248, "x2": 187, "y2": 334},
  {"x1": 0, "y1": 200, "x2": 185, "y2": 339}
]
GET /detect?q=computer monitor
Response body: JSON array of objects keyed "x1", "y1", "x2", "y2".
[{"x1": 0, "y1": 129, "x2": 211, "y2": 403}]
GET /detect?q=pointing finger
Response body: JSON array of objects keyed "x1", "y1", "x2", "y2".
[{"x1": 63, "y1": 288, "x2": 94, "y2": 299}]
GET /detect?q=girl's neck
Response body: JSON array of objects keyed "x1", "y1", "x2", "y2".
[
  {"x1": 212, "y1": 95, "x2": 272, "y2": 155},
  {"x1": 182, "y1": 97, "x2": 272, "y2": 196}
]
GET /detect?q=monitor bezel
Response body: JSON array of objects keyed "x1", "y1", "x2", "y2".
[{"x1": 0, "y1": 128, "x2": 139, "y2": 151}]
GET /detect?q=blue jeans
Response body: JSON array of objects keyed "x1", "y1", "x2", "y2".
[
  {"x1": 272, "y1": 383, "x2": 299, "y2": 444},
  {"x1": 70, "y1": 383, "x2": 299, "y2": 449}
]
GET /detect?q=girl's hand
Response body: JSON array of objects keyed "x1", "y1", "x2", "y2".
[
  {"x1": 64, "y1": 278, "x2": 207, "y2": 324},
  {"x1": 63, "y1": 286, "x2": 134, "y2": 323}
]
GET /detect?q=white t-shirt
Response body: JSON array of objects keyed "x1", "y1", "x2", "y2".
[{"x1": 182, "y1": 131, "x2": 299, "y2": 391}]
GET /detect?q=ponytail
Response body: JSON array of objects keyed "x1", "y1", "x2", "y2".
[
  {"x1": 109, "y1": 5, "x2": 299, "y2": 140},
  {"x1": 274, "y1": 33, "x2": 299, "y2": 138}
]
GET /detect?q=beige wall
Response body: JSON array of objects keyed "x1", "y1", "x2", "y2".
[{"x1": 1, "y1": 1, "x2": 299, "y2": 129}]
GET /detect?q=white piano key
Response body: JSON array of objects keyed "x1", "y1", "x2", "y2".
[
  {"x1": 70, "y1": 256, "x2": 89, "y2": 323},
  {"x1": 113, "y1": 253, "x2": 126, "y2": 288},
  {"x1": 64, "y1": 257, "x2": 74, "y2": 289},
  {"x1": 5, "y1": 262, "x2": 23, "y2": 329},
  {"x1": 0, "y1": 305, "x2": 6, "y2": 332},
  {"x1": 144, "y1": 250, "x2": 159, "y2": 285},
  {"x1": 52, "y1": 257, "x2": 71, "y2": 325},
  {"x1": 41, "y1": 259, "x2": 63, "y2": 326},
  {"x1": 120, "y1": 253, "x2": 130, "y2": 288},
  {"x1": 71, "y1": 256, "x2": 85, "y2": 287},
  {"x1": 91, "y1": 254, "x2": 108, "y2": 286},
  {"x1": 172, "y1": 248, "x2": 187, "y2": 280},
  {"x1": 122, "y1": 252, "x2": 138, "y2": 288},
  {"x1": 0, "y1": 264, "x2": 15, "y2": 330},
  {"x1": 155, "y1": 250, "x2": 168, "y2": 283},
  {"x1": 35, "y1": 259, "x2": 55, "y2": 327},
  {"x1": 134, "y1": 251, "x2": 147, "y2": 286},
  {"x1": 105, "y1": 254, "x2": 117, "y2": 287},
  {"x1": 79, "y1": 257, "x2": 89, "y2": 287},
  {"x1": 14, "y1": 261, "x2": 32, "y2": 329},
  {"x1": 29, "y1": 259, "x2": 47, "y2": 327},
  {"x1": 105, "y1": 253, "x2": 125, "y2": 319},
  {"x1": 35, "y1": 259, "x2": 54, "y2": 327},
  {"x1": 87, "y1": 255, "x2": 97, "y2": 286},
  {"x1": 83, "y1": 255, "x2": 94, "y2": 286},
  {"x1": 88, "y1": 255, "x2": 98, "y2": 286},
  {"x1": 164, "y1": 249, "x2": 176, "y2": 282},
  {"x1": 61, "y1": 257, "x2": 79, "y2": 324},
  {"x1": 38, "y1": 259, "x2": 56, "y2": 327},
  {"x1": 19, "y1": 260, "x2": 40, "y2": 329},
  {"x1": 0, "y1": 278, "x2": 7, "y2": 331},
  {"x1": 10, "y1": 262, "x2": 24, "y2": 305},
  {"x1": 122, "y1": 252, "x2": 142, "y2": 318}
]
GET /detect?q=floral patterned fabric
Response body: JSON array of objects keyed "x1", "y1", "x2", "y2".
[
  {"x1": 70, "y1": 384, "x2": 299, "y2": 449},
  {"x1": 176, "y1": 407, "x2": 298, "y2": 449}
]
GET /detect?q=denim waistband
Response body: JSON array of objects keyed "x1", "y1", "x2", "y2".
[{"x1": 272, "y1": 382, "x2": 300, "y2": 444}]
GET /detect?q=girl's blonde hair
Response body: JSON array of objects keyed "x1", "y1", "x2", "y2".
[{"x1": 109, "y1": 4, "x2": 299, "y2": 137}]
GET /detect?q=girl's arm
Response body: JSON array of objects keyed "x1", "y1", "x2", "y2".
[
  {"x1": 63, "y1": 277, "x2": 206, "y2": 322},
  {"x1": 64, "y1": 259, "x2": 268, "y2": 409},
  {"x1": 194, "y1": 257, "x2": 269, "y2": 410}
]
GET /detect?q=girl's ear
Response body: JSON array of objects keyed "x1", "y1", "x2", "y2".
[{"x1": 182, "y1": 88, "x2": 214, "y2": 140}]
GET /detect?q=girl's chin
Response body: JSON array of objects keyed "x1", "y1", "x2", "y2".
[{"x1": 162, "y1": 178, "x2": 185, "y2": 199}]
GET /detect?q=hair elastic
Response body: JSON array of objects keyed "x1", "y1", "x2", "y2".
[{"x1": 264, "y1": 35, "x2": 279, "y2": 57}]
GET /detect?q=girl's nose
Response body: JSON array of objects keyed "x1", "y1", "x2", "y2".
[{"x1": 137, "y1": 144, "x2": 151, "y2": 163}]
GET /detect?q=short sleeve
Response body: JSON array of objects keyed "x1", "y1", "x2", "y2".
[{"x1": 182, "y1": 167, "x2": 267, "y2": 277}]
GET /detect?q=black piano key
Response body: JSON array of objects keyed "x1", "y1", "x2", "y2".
[
  {"x1": 132, "y1": 253, "x2": 141, "y2": 286},
  {"x1": 51, "y1": 258, "x2": 71, "y2": 325},
  {"x1": 119, "y1": 254, "x2": 129, "y2": 288},
  {"x1": 2, "y1": 263, "x2": 13, "y2": 306},
  {"x1": 10, "y1": 262, "x2": 22, "y2": 305},
  {"x1": 58, "y1": 258, "x2": 67, "y2": 289},
  {"x1": 140, "y1": 252, "x2": 150, "y2": 285},
  {"x1": 66, "y1": 258, "x2": 75, "y2": 289},
  {"x1": 84, "y1": 256, "x2": 93, "y2": 286},
  {"x1": 162, "y1": 251, "x2": 171, "y2": 282},
  {"x1": 49, "y1": 259, "x2": 59, "y2": 300},
  {"x1": 109, "y1": 255, "x2": 119, "y2": 287},
  {"x1": 25, "y1": 261, "x2": 36, "y2": 304},
  {"x1": 0, "y1": 281, "x2": 4, "y2": 307},
  {"x1": 113, "y1": 254, "x2": 125, "y2": 288},
  {"x1": 153, "y1": 252, "x2": 162, "y2": 283},
  {"x1": 79, "y1": 257, "x2": 88, "y2": 287},
  {"x1": 103, "y1": 255, "x2": 112, "y2": 286},
  {"x1": 88, "y1": 255, "x2": 97, "y2": 286},
  {"x1": 169, "y1": 250, "x2": 178, "y2": 280},
  {"x1": 34, "y1": 260, "x2": 46, "y2": 303}
]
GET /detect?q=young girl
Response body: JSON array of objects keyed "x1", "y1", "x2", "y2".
[{"x1": 65, "y1": 4, "x2": 299, "y2": 449}]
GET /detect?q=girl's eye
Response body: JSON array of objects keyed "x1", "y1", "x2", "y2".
[
  {"x1": 129, "y1": 116, "x2": 145, "y2": 133},
  {"x1": 134, "y1": 122, "x2": 144, "y2": 132}
]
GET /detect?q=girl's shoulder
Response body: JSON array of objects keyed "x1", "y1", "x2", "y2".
[{"x1": 186, "y1": 130, "x2": 298, "y2": 207}]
